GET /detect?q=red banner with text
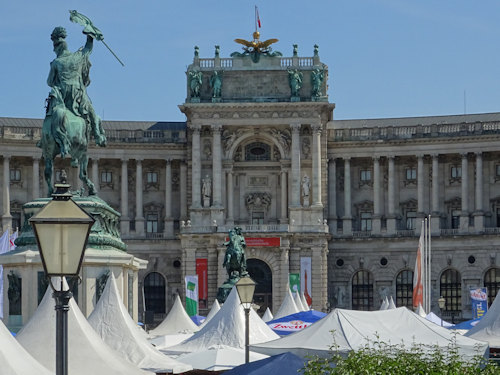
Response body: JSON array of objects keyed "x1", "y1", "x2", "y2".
[
  {"x1": 196, "y1": 258, "x2": 208, "y2": 309},
  {"x1": 225, "y1": 237, "x2": 281, "y2": 247}
]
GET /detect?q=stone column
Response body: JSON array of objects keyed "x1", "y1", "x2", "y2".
[
  {"x1": 120, "y1": 158, "x2": 129, "y2": 235},
  {"x1": 280, "y1": 169, "x2": 288, "y2": 223},
  {"x1": 212, "y1": 124, "x2": 222, "y2": 207},
  {"x1": 164, "y1": 159, "x2": 174, "y2": 237},
  {"x1": 460, "y1": 153, "x2": 469, "y2": 232},
  {"x1": 279, "y1": 247, "x2": 290, "y2": 309},
  {"x1": 2, "y1": 156, "x2": 12, "y2": 231},
  {"x1": 342, "y1": 157, "x2": 352, "y2": 234},
  {"x1": 386, "y1": 156, "x2": 396, "y2": 234},
  {"x1": 328, "y1": 158, "x2": 337, "y2": 234},
  {"x1": 32, "y1": 157, "x2": 40, "y2": 200},
  {"x1": 474, "y1": 152, "x2": 485, "y2": 231},
  {"x1": 311, "y1": 124, "x2": 322, "y2": 206},
  {"x1": 180, "y1": 161, "x2": 187, "y2": 219},
  {"x1": 191, "y1": 125, "x2": 202, "y2": 208},
  {"x1": 135, "y1": 158, "x2": 145, "y2": 236},
  {"x1": 227, "y1": 169, "x2": 234, "y2": 224},
  {"x1": 290, "y1": 123, "x2": 301, "y2": 207},
  {"x1": 311, "y1": 246, "x2": 324, "y2": 311},
  {"x1": 91, "y1": 158, "x2": 99, "y2": 195},
  {"x1": 372, "y1": 156, "x2": 381, "y2": 234},
  {"x1": 431, "y1": 154, "x2": 440, "y2": 233}
]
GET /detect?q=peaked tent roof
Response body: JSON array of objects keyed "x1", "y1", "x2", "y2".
[
  {"x1": 87, "y1": 274, "x2": 192, "y2": 373},
  {"x1": 262, "y1": 307, "x2": 274, "y2": 323},
  {"x1": 300, "y1": 292, "x2": 309, "y2": 309},
  {"x1": 165, "y1": 287, "x2": 279, "y2": 354},
  {"x1": 251, "y1": 307, "x2": 488, "y2": 359},
  {"x1": 274, "y1": 289, "x2": 299, "y2": 319},
  {"x1": 17, "y1": 283, "x2": 151, "y2": 375},
  {"x1": 267, "y1": 310, "x2": 327, "y2": 336},
  {"x1": 425, "y1": 312, "x2": 453, "y2": 328},
  {"x1": 466, "y1": 292, "x2": 500, "y2": 347},
  {"x1": 379, "y1": 297, "x2": 389, "y2": 310},
  {"x1": 293, "y1": 292, "x2": 306, "y2": 311},
  {"x1": 149, "y1": 294, "x2": 199, "y2": 336},
  {"x1": 415, "y1": 303, "x2": 426, "y2": 317},
  {"x1": 388, "y1": 296, "x2": 396, "y2": 309},
  {"x1": 224, "y1": 352, "x2": 306, "y2": 375},
  {"x1": 0, "y1": 318, "x2": 54, "y2": 375},
  {"x1": 177, "y1": 345, "x2": 268, "y2": 371},
  {"x1": 199, "y1": 299, "x2": 220, "y2": 328}
]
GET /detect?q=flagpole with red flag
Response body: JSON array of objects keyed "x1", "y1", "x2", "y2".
[
  {"x1": 413, "y1": 221, "x2": 425, "y2": 309},
  {"x1": 255, "y1": 6, "x2": 261, "y2": 30}
]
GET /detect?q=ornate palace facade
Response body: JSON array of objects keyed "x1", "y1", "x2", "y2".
[{"x1": 1, "y1": 41, "x2": 500, "y2": 325}]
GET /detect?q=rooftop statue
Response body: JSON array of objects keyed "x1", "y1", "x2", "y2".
[
  {"x1": 232, "y1": 31, "x2": 282, "y2": 63},
  {"x1": 39, "y1": 11, "x2": 109, "y2": 196}
]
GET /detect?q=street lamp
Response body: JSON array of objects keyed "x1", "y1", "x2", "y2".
[
  {"x1": 438, "y1": 296, "x2": 446, "y2": 327},
  {"x1": 29, "y1": 179, "x2": 95, "y2": 375},
  {"x1": 235, "y1": 276, "x2": 256, "y2": 364}
]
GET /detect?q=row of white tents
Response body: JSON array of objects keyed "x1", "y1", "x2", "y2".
[{"x1": 3, "y1": 272, "x2": 500, "y2": 374}]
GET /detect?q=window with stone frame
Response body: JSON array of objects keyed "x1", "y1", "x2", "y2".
[
  {"x1": 144, "y1": 272, "x2": 166, "y2": 314},
  {"x1": 400, "y1": 199, "x2": 418, "y2": 230},
  {"x1": 484, "y1": 268, "x2": 500, "y2": 307},
  {"x1": 440, "y1": 269, "x2": 462, "y2": 313},
  {"x1": 251, "y1": 211, "x2": 265, "y2": 225},
  {"x1": 355, "y1": 201, "x2": 373, "y2": 232},
  {"x1": 352, "y1": 270, "x2": 373, "y2": 311},
  {"x1": 405, "y1": 211, "x2": 417, "y2": 230},
  {"x1": 497, "y1": 207, "x2": 500, "y2": 228},
  {"x1": 396, "y1": 269, "x2": 414, "y2": 308},
  {"x1": 146, "y1": 170, "x2": 160, "y2": 191},
  {"x1": 146, "y1": 213, "x2": 159, "y2": 233},
  {"x1": 144, "y1": 203, "x2": 163, "y2": 233},
  {"x1": 99, "y1": 170, "x2": 113, "y2": 189},
  {"x1": 495, "y1": 164, "x2": 500, "y2": 182},
  {"x1": 245, "y1": 142, "x2": 271, "y2": 161},
  {"x1": 10, "y1": 168, "x2": 21, "y2": 183},
  {"x1": 445, "y1": 197, "x2": 461, "y2": 229},
  {"x1": 451, "y1": 209, "x2": 461, "y2": 229},
  {"x1": 402, "y1": 166, "x2": 417, "y2": 187},
  {"x1": 359, "y1": 168, "x2": 372, "y2": 187},
  {"x1": 449, "y1": 165, "x2": 462, "y2": 184}
]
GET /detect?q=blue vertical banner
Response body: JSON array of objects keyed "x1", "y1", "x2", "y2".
[{"x1": 470, "y1": 288, "x2": 488, "y2": 319}]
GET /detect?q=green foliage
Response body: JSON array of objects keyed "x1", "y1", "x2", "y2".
[{"x1": 303, "y1": 334, "x2": 500, "y2": 375}]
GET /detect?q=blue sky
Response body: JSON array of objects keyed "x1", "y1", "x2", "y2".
[{"x1": 1, "y1": 1, "x2": 500, "y2": 122}]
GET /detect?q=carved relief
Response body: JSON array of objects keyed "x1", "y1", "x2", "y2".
[
  {"x1": 269, "y1": 128, "x2": 291, "y2": 157},
  {"x1": 222, "y1": 128, "x2": 248, "y2": 156},
  {"x1": 301, "y1": 137, "x2": 311, "y2": 159},
  {"x1": 172, "y1": 171, "x2": 180, "y2": 191},
  {"x1": 245, "y1": 192, "x2": 272, "y2": 212},
  {"x1": 203, "y1": 139, "x2": 212, "y2": 160}
]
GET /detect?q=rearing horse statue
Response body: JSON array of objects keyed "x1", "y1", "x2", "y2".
[{"x1": 39, "y1": 22, "x2": 106, "y2": 196}]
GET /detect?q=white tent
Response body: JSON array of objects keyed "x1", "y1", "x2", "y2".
[
  {"x1": 388, "y1": 296, "x2": 396, "y2": 309},
  {"x1": 262, "y1": 307, "x2": 274, "y2": 323},
  {"x1": 293, "y1": 292, "x2": 306, "y2": 311},
  {"x1": 165, "y1": 287, "x2": 279, "y2": 354},
  {"x1": 274, "y1": 288, "x2": 299, "y2": 319},
  {"x1": 16, "y1": 283, "x2": 151, "y2": 375},
  {"x1": 177, "y1": 345, "x2": 268, "y2": 371},
  {"x1": 87, "y1": 274, "x2": 192, "y2": 373},
  {"x1": 199, "y1": 299, "x2": 221, "y2": 328},
  {"x1": 149, "y1": 294, "x2": 199, "y2": 337},
  {"x1": 379, "y1": 297, "x2": 389, "y2": 310},
  {"x1": 466, "y1": 292, "x2": 500, "y2": 348},
  {"x1": 251, "y1": 307, "x2": 488, "y2": 360},
  {"x1": 300, "y1": 292, "x2": 310, "y2": 310},
  {"x1": 149, "y1": 332, "x2": 194, "y2": 350},
  {"x1": 425, "y1": 311, "x2": 453, "y2": 328},
  {"x1": 0, "y1": 318, "x2": 54, "y2": 375},
  {"x1": 415, "y1": 303, "x2": 426, "y2": 317}
]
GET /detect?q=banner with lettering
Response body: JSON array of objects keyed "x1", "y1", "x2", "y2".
[
  {"x1": 300, "y1": 257, "x2": 312, "y2": 307},
  {"x1": 470, "y1": 288, "x2": 488, "y2": 319},
  {"x1": 185, "y1": 275, "x2": 198, "y2": 317},
  {"x1": 196, "y1": 258, "x2": 208, "y2": 309}
]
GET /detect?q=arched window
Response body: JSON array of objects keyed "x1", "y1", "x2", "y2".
[
  {"x1": 144, "y1": 272, "x2": 166, "y2": 314},
  {"x1": 245, "y1": 142, "x2": 271, "y2": 161},
  {"x1": 352, "y1": 270, "x2": 373, "y2": 311},
  {"x1": 396, "y1": 269, "x2": 414, "y2": 308},
  {"x1": 484, "y1": 268, "x2": 500, "y2": 307},
  {"x1": 440, "y1": 269, "x2": 461, "y2": 312}
]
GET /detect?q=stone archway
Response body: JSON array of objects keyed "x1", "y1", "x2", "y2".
[{"x1": 247, "y1": 258, "x2": 272, "y2": 315}]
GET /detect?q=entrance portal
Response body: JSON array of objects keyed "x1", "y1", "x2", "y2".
[{"x1": 247, "y1": 259, "x2": 272, "y2": 315}]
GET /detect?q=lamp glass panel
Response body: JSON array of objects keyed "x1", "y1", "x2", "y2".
[{"x1": 236, "y1": 278, "x2": 256, "y2": 305}]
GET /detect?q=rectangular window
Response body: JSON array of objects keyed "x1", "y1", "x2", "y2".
[
  {"x1": 146, "y1": 214, "x2": 158, "y2": 233},
  {"x1": 360, "y1": 169, "x2": 371, "y2": 182},
  {"x1": 405, "y1": 167, "x2": 416, "y2": 181},
  {"x1": 147, "y1": 172, "x2": 158, "y2": 184},
  {"x1": 10, "y1": 169, "x2": 21, "y2": 182},
  {"x1": 252, "y1": 212, "x2": 264, "y2": 225},
  {"x1": 360, "y1": 212, "x2": 372, "y2": 231},
  {"x1": 451, "y1": 166, "x2": 462, "y2": 179},
  {"x1": 451, "y1": 209, "x2": 461, "y2": 229},
  {"x1": 101, "y1": 171, "x2": 112, "y2": 183},
  {"x1": 496, "y1": 165, "x2": 500, "y2": 177},
  {"x1": 497, "y1": 208, "x2": 500, "y2": 228},
  {"x1": 406, "y1": 211, "x2": 416, "y2": 230}
]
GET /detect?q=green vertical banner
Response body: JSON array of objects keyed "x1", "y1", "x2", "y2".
[
  {"x1": 289, "y1": 273, "x2": 300, "y2": 294},
  {"x1": 185, "y1": 275, "x2": 198, "y2": 317}
]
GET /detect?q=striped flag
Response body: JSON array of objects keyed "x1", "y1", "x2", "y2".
[
  {"x1": 413, "y1": 226, "x2": 424, "y2": 308},
  {"x1": 255, "y1": 6, "x2": 261, "y2": 28},
  {"x1": 185, "y1": 275, "x2": 198, "y2": 317}
]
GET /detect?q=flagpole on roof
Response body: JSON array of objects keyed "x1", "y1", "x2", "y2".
[{"x1": 428, "y1": 214, "x2": 432, "y2": 313}]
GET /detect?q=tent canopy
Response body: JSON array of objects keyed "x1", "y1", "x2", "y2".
[
  {"x1": 149, "y1": 294, "x2": 199, "y2": 337},
  {"x1": 267, "y1": 310, "x2": 326, "y2": 336},
  {"x1": 224, "y1": 352, "x2": 306, "y2": 375},
  {"x1": 252, "y1": 307, "x2": 488, "y2": 359},
  {"x1": 466, "y1": 293, "x2": 500, "y2": 348}
]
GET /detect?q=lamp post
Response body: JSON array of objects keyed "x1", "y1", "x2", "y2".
[
  {"x1": 29, "y1": 178, "x2": 95, "y2": 375},
  {"x1": 438, "y1": 296, "x2": 446, "y2": 327},
  {"x1": 235, "y1": 276, "x2": 256, "y2": 364}
]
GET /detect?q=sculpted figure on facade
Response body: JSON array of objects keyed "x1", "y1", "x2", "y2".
[
  {"x1": 210, "y1": 71, "x2": 223, "y2": 98},
  {"x1": 302, "y1": 137, "x2": 311, "y2": 159},
  {"x1": 311, "y1": 67, "x2": 325, "y2": 97},
  {"x1": 287, "y1": 68, "x2": 303, "y2": 97},
  {"x1": 188, "y1": 69, "x2": 203, "y2": 98},
  {"x1": 40, "y1": 17, "x2": 107, "y2": 196},
  {"x1": 302, "y1": 174, "x2": 311, "y2": 206},
  {"x1": 245, "y1": 192, "x2": 272, "y2": 212},
  {"x1": 269, "y1": 128, "x2": 291, "y2": 157},
  {"x1": 202, "y1": 175, "x2": 212, "y2": 207}
]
